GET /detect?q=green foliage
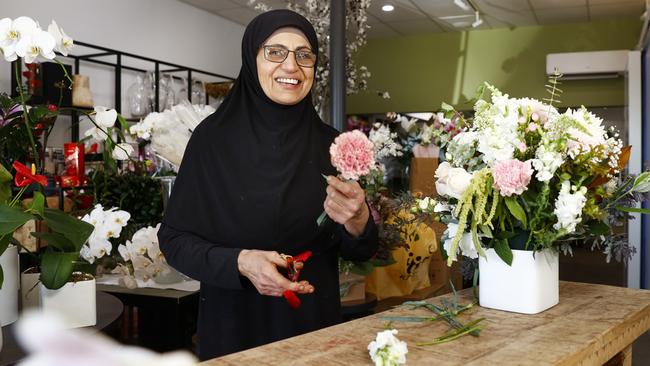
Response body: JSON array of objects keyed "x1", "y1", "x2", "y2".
[{"x1": 494, "y1": 239, "x2": 513, "y2": 266}]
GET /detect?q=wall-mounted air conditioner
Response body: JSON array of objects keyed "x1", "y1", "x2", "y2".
[{"x1": 546, "y1": 50, "x2": 629, "y2": 80}]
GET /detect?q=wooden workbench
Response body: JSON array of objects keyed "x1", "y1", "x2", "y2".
[{"x1": 201, "y1": 281, "x2": 650, "y2": 365}]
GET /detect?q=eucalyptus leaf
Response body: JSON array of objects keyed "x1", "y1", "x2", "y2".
[
  {"x1": 43, "y1": 208, "x2": 94, "y2": 251},
  {"x1": 504, "y1": 196, "x2": 527, "y2": 228},
  {"x1": 0, "y1": 205, "x2": 33, "y2": 235},
  {"x1": 616, "y1": 206, "x2": 650, "y2": 214},
  {"x1": 40, "y1": 250, "x2": 79, "y2": 290}
]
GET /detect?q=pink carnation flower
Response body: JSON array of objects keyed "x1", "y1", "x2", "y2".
[
  {"x1": 330, "y1": 130, "x2": 375, "y2": 181},
  {"x1": 491, "y1": 159, "x2": 533, "y2": 197}
]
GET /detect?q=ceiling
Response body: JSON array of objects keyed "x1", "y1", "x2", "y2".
[{"x1": 179, "y1": 0, "x2": 646, "y2": 38}]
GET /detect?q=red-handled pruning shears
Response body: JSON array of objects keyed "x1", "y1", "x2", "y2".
[{"x1": 281, "y1": 250, "x2": 312, "y2": 309}]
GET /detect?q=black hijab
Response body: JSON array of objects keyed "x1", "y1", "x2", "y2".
[{"x1": 163, "y1": 9, "x2": 338, "y2": 254}]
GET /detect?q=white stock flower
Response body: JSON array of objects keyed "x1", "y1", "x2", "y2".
[
  {"x1": 47, "y1": 20, "x2": 73, "y2": 56},
  {"x1": 531, "y1": 145, "x2": 563, "y2": 182},
  {"x1": 443, "y1": 222, "x2": 478, "y2": 261},
  {"x1": 553, "y1": 181, "x2": 587, "y2": 234},
  {"x1": 0, "y1": 17, "x2": 38, "y2": 62},
  {"x1": 15, "y1": 28, "x2": 56, "y2": 63},
  {"x1": 368, "y1": 329, "x2": 408, "y2": 366},
  {"x1": 112, "y1": 143, "x2": 134, "y2": 161},
  {"x1": 435, "y1": 162, "x2": 472, "y2": 200}
]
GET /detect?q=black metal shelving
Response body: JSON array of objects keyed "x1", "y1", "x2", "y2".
[{"x1": 10, "y1": 40, "x2": 236, "y2": 141}]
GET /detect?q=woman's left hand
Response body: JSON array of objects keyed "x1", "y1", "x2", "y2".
[{"x1": 324, "y1": 176, "x2": 369, "y2": 237}]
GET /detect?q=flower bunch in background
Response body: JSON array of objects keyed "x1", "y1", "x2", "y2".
[
  {"x1": 435, "y1": 77, "x2": 650, "y2": 266},
  {"x1": 80, "y1": 204, "x2": 130, "y2": 264},
  {"x1": 112, "y1": 224, "x2": 175, "y2": 289},
  {"x1": 368, "y1": 329, "x2": 408, "y2": 366},
  {"x1": 129, "y1": 101, "x2": 215, "y2": 169}
]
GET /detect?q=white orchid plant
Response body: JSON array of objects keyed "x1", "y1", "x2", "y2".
[
  {"x1": 80, "y1": 204, "x2": 131, "y2": 264},
  {"x1": 112, "y1": 224, "x2": 177, "y2": 289}
]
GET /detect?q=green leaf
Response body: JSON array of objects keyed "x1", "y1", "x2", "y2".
[
  {"x1": 0, "y1": 264, "x2": 3, "y2": 290},
  {"x1": 28, "y1": 191, "x2": 45, "y2": 218},
  {"x1": 40, "y1": 250, "x2": 79, "y2": 290},
  {"x1": 43, "y1": 208, "x2": 94, "y2": 251},
  {"x1": 494, "y1": 231, "x2": 515, "y2": 240},
  {"x1": 0, "y1": 205, "x2": 33, "y2": 235},
  {"x1": 479, "y1": 224, "x2": 493, "y2": 238},
  {"x1": 441, "y1": 102, "x2": 454, "y2": 112},
  {"x1": 0, "y1": 234, "x2": 11, "y2": 257},
  {"x1": 504, "y1": 196, "x2": 527, "y2": 228},
  {"x1": 587, "y1": 220, "x2": 610, "y2": 236},
  {"x1": 494, "y1": 239, "x2": 513, "y2": 266},
  {"x1": 632, "y1": 172, "x2": 650, "y2": 193},
  {"x1": 616, "y1": 206, "x2": 650, "y2": 214},
  {"x1": 30, "y1": 232, "x2": 75, "y2": 252},
  {"x1": 117, "y1": 113, "x2": 129, "y2": 132},
  {"x1": 0, "y1": 163, "x2": 11, "y2": 203}
]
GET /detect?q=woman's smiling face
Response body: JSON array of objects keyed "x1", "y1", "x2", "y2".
[{"x1": 256, "y1": 27, "x2": 315, "y2": 105}]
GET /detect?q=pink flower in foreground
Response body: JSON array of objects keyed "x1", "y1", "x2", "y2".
[
  {"x1": 491, "y1": 159, "x2": 534, "y2": 196},
  {"x1": 330, "y1": 130, "x2": 375, "y2": 181}
]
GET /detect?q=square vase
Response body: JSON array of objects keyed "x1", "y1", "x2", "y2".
[
  {"x1": 0, "y1": 245, "x2": 19, "y2": 326},
  {"x1": 479, "y1": 248, "x2": 559, "y2": 314},
  {"x1": 40, "y1": 277, "x2": 96, "y2": 328}
]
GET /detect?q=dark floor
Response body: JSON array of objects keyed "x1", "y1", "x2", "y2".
[{"x1": 633, "y1": 331, "x2": 650, "y2": 365}]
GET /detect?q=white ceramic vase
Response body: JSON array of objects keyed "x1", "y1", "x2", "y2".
[
  {"x1": 479, "y1": 248, "x2": 559, "y2": 314},
  {"x1": 0, "y1": 245, "x2": 20, "y2": 326},
  {"x1": 40, "y1": 275, "x2": 96, "y2": 328}
]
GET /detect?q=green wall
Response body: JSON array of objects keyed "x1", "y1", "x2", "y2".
[{"x1": 347, "y1": 18, "x2": 642, "y2": 114}]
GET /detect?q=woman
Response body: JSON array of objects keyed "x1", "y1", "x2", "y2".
[{"x1": 158, "y1": 9, "x2": 378, "y2": 360}]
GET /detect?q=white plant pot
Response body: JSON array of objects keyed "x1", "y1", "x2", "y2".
[
  {"x1": 21, "y1": 269, "x2": 41, "y2": 309},
  {"x1": 40, "y1": 276, "x2": 96, "y2": 328},
  {"x1": 479, "y1": 248, "x2": 559, "y2": 314},
  {"x1": 0, "y1": 245, "x2": 20, "y2": 326}
]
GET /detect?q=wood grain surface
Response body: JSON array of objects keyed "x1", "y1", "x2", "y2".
[{"x1": 201, "y1": 281, "x2": 650, "y2": 365}]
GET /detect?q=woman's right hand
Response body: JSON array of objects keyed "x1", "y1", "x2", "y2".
[{"x1": 237, "y1": 249, "x2": 315, "y2": 297}]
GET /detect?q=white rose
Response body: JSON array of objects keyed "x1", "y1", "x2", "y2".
[{"x1": 435, "y1": 162, "x2": 472, "y2": 199}]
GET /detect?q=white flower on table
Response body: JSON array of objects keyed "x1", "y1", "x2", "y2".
[
  {"x1": 0, "y1": 16, "x2": 39, "y2": 62},
  {"x1": 368, "y1": 329, "x2": 408, "y2": 366}
]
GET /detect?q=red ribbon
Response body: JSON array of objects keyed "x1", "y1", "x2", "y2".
[{"x1": 282, "y1": 250, "x2": 312, "y2": 309}]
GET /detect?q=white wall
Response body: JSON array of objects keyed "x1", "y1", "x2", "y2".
[{"x1": 1, "y1": 0, "x2": 245, "y2": 146}]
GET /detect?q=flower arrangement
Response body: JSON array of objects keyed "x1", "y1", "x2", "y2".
[
  {"x1": 435, "y1": 78, "x2": 650, "y2": 266},
  {"x1": 367, "y1": 329, "x2": 408, "y2": 366}
]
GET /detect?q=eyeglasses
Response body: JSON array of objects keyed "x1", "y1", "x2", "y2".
[{"x1": 262, "y1": 45, "x2": 316, "y2": 68}]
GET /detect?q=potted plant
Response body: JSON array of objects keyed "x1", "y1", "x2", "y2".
[
  {"x1": 434, "y1": 79, "x2": 650, "y2": 314},
  {"x1": 0, "y1": 16, "x2": 136, "y2": 328}
]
